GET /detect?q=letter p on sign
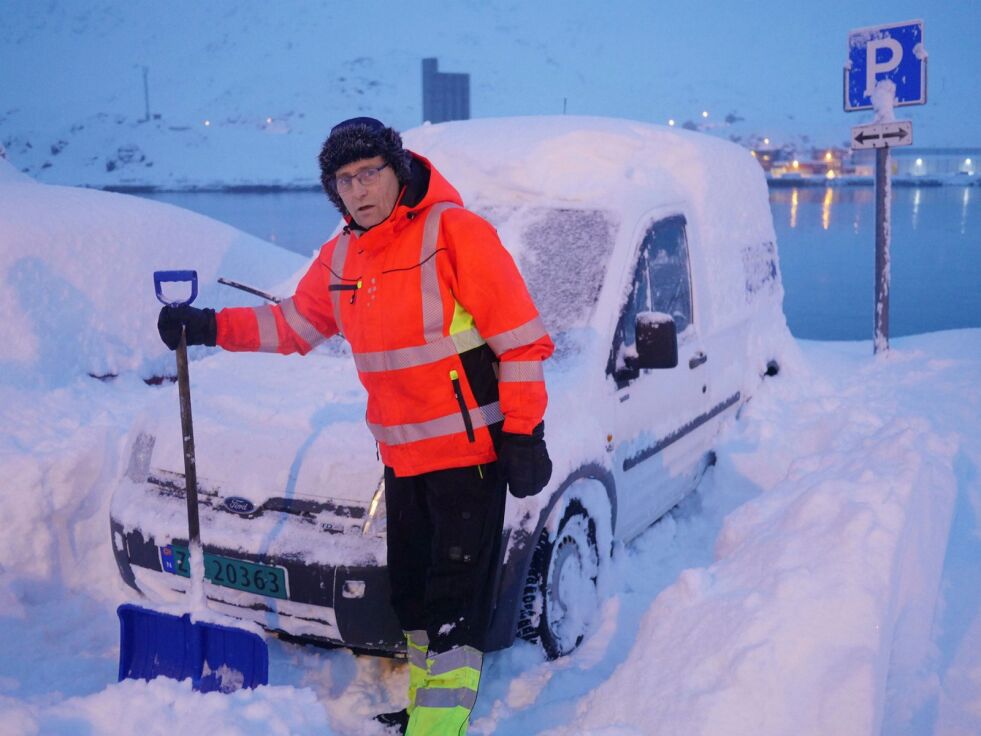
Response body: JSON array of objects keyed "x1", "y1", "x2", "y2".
[{"x1": 865, "y1": 37, "x2": 903, "y2": 97}]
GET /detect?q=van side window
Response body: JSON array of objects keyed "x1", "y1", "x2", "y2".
[{"x1": 608, "y1": 215, "x2": 693, "y2": 383}]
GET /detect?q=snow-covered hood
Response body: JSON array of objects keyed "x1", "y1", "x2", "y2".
[
  {"x1": 131, "y1": 335, "x2": 610, "y2": 510},
  {"x1": 131, "y1": 346, "x2": 383, "y2": 508}
]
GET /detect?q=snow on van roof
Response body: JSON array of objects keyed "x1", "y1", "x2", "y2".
[
  {"x1": 404, "y1": 115, "x2": 761, "y2": 212},
  {"x1": 405, "y1": 116, "x2": 783, "y2": 338}
]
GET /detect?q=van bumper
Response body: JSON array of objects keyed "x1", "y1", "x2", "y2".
[{"x1": 110, "y1": 517, "x2": 406, "y2": 654}]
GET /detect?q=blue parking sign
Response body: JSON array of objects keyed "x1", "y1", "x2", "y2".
[{"x1": 845, "y1": 20, "x2": 926, "y2": 111}]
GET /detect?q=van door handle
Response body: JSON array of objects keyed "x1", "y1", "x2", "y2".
[{"x1": 689, "y1": 351, "x2": 708, "y2": 369}]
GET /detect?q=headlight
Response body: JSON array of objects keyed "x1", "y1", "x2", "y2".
[{"x1": 362, "y1": 476, "x2": 387, "y2": 537}]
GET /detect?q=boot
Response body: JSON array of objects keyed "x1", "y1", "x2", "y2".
[
  {"x1": 405, "y1": 629, "x2": 429, "y2": 715},
  {"x1": 407, "y1": 645, "x2": 483, "y2": 735},
  {"x1": 374, "y1": 708, "x2": 409, "y2": 734}
]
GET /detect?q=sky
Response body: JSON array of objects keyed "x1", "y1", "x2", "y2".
[{"x1": 1, "y1": 1, "x2": 979, "y2": 187}]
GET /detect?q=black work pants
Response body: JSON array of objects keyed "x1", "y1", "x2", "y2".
[{"x1": 384, "y1": 462, "x2": 508, "y2": 653}]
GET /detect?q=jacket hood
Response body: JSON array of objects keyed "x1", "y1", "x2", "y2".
[{"x1": 344, "y1": 153, "x2": 464, "y2": 233}]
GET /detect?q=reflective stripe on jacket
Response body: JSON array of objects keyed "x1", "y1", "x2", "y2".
[{"x1": 216, "y1": 154, "x2": 554, "y2": 476}]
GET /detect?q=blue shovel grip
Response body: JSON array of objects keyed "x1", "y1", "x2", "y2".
[{"x1": 154, "y1": 270, "x2": 198, "y2": 307}]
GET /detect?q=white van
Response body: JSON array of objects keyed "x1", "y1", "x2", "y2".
[{"x1": 110, "y1": 116, "x2": 790, "y2": 659}]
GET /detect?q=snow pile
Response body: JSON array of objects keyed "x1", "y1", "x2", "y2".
[
  {"x1": 448, "y1": 337, "x2": 980, "y2": 735},
  {"x1": 1, "y1": 284, "x2": 975, "y2": 736},
  {"x1": 457, "y1": 336, "x2": 981, "y2": 736},
  {"x1": 533, "y1": 336, "x2": 978, "y2": 736},
  {"x1": 0, "y1": 164, "x2": 305, "y2": 388},
  {"x1": 1, "y1": 678, "x2": 329, "y2": 736},
  {"x1": 1, "y1": 332, "x2": 980, "y2": 734}
]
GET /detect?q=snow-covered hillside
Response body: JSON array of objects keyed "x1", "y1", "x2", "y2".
[
  {"x1": 0, "y1": 131, "x2": 980, "y2": 735},
  {"x1": 2, "y1": 1, "x2": 979, "y2": 190}
]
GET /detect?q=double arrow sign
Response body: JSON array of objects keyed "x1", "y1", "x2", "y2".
[{"x1": 850, "y1": 120, "x2": 913, "y2": 150}]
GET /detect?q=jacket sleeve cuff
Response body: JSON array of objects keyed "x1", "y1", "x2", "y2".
[
  {"x1": 215, "y1": 307, "x2": 260, "y2": 352},
  {"x1": 502, "y1": 415, "x2": 538, "y2": 435}
]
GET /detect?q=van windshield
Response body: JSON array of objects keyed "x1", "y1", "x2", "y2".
[{"x1": 474, "y1": 205, "x2": 619, "y2": 336}]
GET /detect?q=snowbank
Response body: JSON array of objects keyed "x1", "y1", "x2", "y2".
[
  {"x1": 1, "y1": 678, "x2": 329, "y2": 736},
  {"x1": 0, "y1": 162, "x2": 305, "y2": 388},
  {"x1": 2, "y1": 326, "x2": 979, "y2": 734},
  {"x1": 533, "y1": 335, "x2": 978, "y2": 736}
]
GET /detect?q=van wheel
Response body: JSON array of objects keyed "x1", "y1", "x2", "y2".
[{"x1": 519, "y1": 499, "x2": 601, "y2": 659}]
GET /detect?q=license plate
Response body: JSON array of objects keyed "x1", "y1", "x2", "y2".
[{"x1": 160, "y1": 545, "x2": 289, "y2": 600}]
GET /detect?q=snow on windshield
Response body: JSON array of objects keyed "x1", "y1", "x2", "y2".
[{"x1": 476, "y1": 204, "x2": 618, "y2": 336}]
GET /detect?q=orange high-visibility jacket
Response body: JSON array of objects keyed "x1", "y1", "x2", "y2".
[{"x1": 216, "y1": 155, "x2": 554, "y2": 476}]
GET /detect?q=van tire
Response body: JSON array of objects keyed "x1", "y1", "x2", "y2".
[{"x1": 518, "y1": 498, "x2": 601, "y2": 660}]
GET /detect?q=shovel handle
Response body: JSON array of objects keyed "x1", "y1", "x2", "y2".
[
  {"x1": 154, "y1": 268, "x2": 201, "y2": 547},
  {"x1": 175, "y1": 329, "x2": 200, "y2": 547},
  {"x1": 154, "y1": 270, "x2": 198, "y2": 307}
]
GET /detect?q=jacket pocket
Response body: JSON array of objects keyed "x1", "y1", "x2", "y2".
[{"x1": 449, "y1": 369, "x2": 476, "y2": 442}]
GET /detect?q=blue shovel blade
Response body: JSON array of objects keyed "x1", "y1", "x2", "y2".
[{"x1": 117, "y1": 603, "x2": 268, "y2": 693}]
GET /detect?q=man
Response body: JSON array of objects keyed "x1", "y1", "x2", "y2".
[{"x1": 157, "y1": 117, "x2": 554, "y2": 735}]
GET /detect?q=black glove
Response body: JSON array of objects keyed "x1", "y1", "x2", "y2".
[
  {"x1": 157, "y1": 305, "x2": 217, "y2": 350},
  {"x1": 498, "y1": 421, "x2": 552, "y2": 498}
]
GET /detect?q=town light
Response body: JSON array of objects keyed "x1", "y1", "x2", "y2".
[
  {"x1": 668, "y1": 119, "x2": 675, "y2": 126},
  {"x1": 824, "y1": 151, "x2": 833, "y2": 162},
  {"x1": 792, "y1": 160, "x2": 800, "y2": 169},
  {"x1": 266, "y1": 117, "x2": 273, "y2": 124},
  {"x1": 701, "y1": 110, "x2": 709, "y2": 118},
  {"x1": 204, "y1": 120, "x2": 211, "y2": 127},
  {"x1": 763, "y1": 137, "x2": 770, "y2": 146},
  {"x1": 826, "y1": 170, "x2": 836, "y2": 180}
]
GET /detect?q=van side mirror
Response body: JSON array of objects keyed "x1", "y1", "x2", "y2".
[{"x1": 635, "y1": 311, "x2": 678, "y2": 369}]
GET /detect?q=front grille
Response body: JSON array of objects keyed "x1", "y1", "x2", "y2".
[{"x1": 147, "y1": 470, "x2": 367, "y2": 532}]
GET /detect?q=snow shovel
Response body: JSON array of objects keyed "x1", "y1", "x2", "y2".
[{"x1": 117, "y1": 270, "x2": 269, "y2": 693}]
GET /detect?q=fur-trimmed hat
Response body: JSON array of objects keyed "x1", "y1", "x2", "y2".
[{"x1": 318, "y1": 117, "x2": 412, "y2": 213}]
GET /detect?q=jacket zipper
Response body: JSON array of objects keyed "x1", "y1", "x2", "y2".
[{"x1": 449, "y1": 369, "x2": 476, "y2": 442}]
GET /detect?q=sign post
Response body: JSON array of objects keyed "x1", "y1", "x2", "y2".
[{"x1": 845, "y1": 19, "x2": 925, "y2": 354}]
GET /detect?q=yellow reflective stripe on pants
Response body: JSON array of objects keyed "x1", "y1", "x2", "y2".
[
  {"x1": 406, "y1": 630, "x2": 429, "y2": 716},
  {"x1": 407, "y1": 646, "x2": 482, "y2": 736}
]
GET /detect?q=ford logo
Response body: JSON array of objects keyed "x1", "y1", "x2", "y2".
[{"x1": 223, "y1": 496, "x2": 256, "y2": 515}]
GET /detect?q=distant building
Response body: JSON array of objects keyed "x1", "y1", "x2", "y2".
[
  {"x1": 750, "y1": 143, "x2": 980, "y2": 183},
  {"x1": 764, "y1": 146, "x2": 848, "y2": 179},
  {"x1": 422, "y1": 58, "x2": 470, "y2": 124},
  {"x1": 849, "y1": 147, "x2": 980, "y2": 178}
]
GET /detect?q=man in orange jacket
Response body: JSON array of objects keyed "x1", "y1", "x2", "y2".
[{"x1": 157, "y1": 117, "x2": 554, "y2": 734}]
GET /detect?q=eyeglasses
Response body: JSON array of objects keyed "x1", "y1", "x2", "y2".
[{"x1": 334, "y1": 162, "x2": 389, "y2": 193}]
